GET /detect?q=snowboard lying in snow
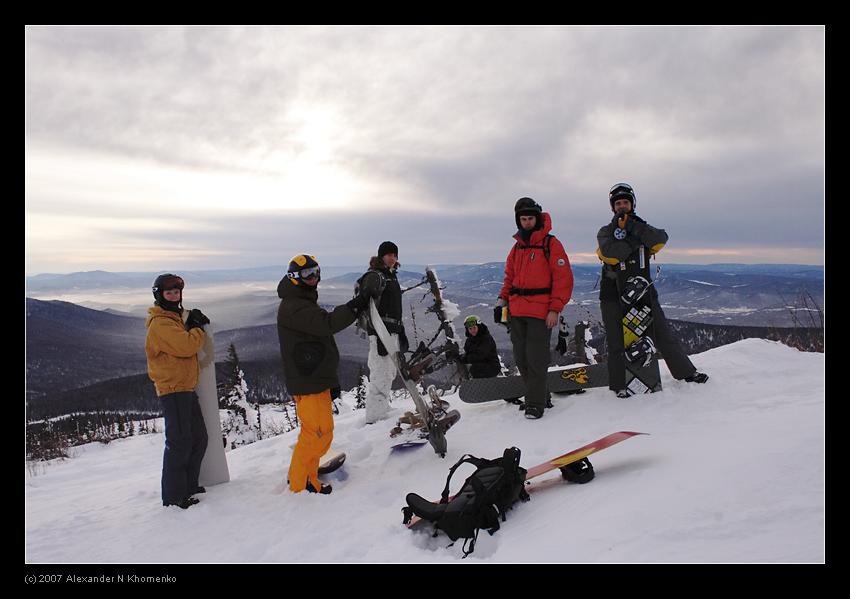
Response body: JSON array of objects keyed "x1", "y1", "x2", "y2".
[
  {"x1": 458, "y1": 363, "x2": 609, "y2": 403},
  {"x1": 404, "y1": 431, "x2": 647, "y2": 529}
]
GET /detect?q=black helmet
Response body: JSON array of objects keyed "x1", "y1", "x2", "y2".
[
  {"x1": 514, "y1": 197, "x2": 543, "y2": 230},
  {"x1": 609, "y1": 182, "x2": 636, "y2": 211},
  {"x1": 152, "y1": 273, "x2": 184, "y2": 311},
  {"x1": 286, "y1": 254, "x2": 321, "y2": 285}
]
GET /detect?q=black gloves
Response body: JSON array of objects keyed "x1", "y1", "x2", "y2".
[
  {"x1": 398, "y1": 329, "x2": 409, "y2": 354},
  {"x1": 346, "y1": 293, "x2": 370, "y2": 315},
  {"x1": 186, "y1": 308, "x2": 210, "y2": 330}
]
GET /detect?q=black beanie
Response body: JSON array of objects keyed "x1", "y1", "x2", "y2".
[{"x1": 378, "y1": 241, "x2": 399, "y2": 258}]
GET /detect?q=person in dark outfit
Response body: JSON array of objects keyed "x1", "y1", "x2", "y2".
[
  {"x1": 277, "y1": 254, "x2": 374, "y2": 494},
  {"x1": 596, "y1": 183, "x2": 709, "y2": 398},
  {"x1": 459, "y1": 315, "x2": 502, "y2": 378},
  {"x1": 357, "y1": 241, "x2": 408, "y2": 424},
  {"x1": 145, "y1": 273, "x2": 211, "y2": 510}
]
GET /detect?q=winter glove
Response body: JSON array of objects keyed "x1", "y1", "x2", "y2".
[
  {"x1": 376, "y1": 336, "x2": 388, "y2": 357},
  {"x1": 346, "y1": 293, "x2": 370, "y2": 315},
  {"x1": 185, "y1": 308, "x2": 210, "y2": 330},
  {"x1": 494, "y1": 297, "x2": 507, "y2": 324},
  {"x1": 330, "y1": 387, "x2": 341, "y2": 400}
]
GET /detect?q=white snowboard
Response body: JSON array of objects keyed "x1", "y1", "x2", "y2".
[{"x1": 185, "y1": 312, "x2": 230, "y2": 486}]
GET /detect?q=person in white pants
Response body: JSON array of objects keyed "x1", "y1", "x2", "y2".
[{"x1": 359, "y1": 241, "x2": 408, "y2": 425}]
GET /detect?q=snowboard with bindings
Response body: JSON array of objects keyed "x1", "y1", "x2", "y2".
[
  {"x1": 369, "y1": 299, "x2": 460, "y2": 457},
  {"x1": 405, "y1": 431, "x2": 647, "y2": 528},
  {"x1": 615, "y1": 244, "x2": 662, "y2": 396},
  {"x1": 183, "y1": 312, "x2": 230, "y2": 487},
  {"x1": 318, "y1": 449, "x2": 346, "y2": 475},
  {"x1": 458, "y1": 363, "x2": 609, "y2": 403}
]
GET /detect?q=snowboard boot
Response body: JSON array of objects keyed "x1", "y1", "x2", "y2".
[
  {"x1": 684, "y1": 371, "x2": 709, "y2": 384},
  {"x1": 306, "y1": 481, "x2": 333, "y2": 495},
  {"x1": 560, "y1": 457, "x2": 595, "y2": 484},
  {"x1": 524, "y1": 404, "x2": 544, "y2": 419},
  {"x1": 615, "y1": 389, "x2": 630, "y2": 399},
  {"x1": 163, "y1": 496, "x2": 200, "y2": 509},
  {"x1": 190, "y1": 486, "x2": 206, "y2": 494}
]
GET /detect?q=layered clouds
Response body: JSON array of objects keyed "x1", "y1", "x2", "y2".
[{"x1": 25, "y1": 25, "x2": 824, "y2": 273}]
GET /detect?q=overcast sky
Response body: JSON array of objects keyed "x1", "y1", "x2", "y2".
[{"x1": 25, "y1": 25, "x2": 824, "y2": 275}]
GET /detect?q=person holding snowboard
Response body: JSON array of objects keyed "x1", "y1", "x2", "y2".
[
  {"x1": 277, "y1": 254, "x2": 374, "y2": 494},
  {"x1": 596, "y1": 182, "x2": 709, "y2": 398},
  {"x1": 357, "y1": 241, "x2": 408, "y2": 425},
  {"x1": 496, "y1": 198, "x2": 574, "y2": 419},
  {"x1": 145, "y1": 273, "x2": 211, "y2": 510},
  {"x1": 458, "y1": 315, "x2": 502, "y2": 379}
]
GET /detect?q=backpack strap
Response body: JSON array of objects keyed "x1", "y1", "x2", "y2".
[
  {"x1": 513, "y1": 234, "x2": 553, "y2": 260},
  {"x1": 440, "y1": 454, "x2": 489, "y2": 504}
]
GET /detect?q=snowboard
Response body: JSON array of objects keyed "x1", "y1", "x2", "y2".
[
  {"x1": 458, "y1": 363, "x2": 609, "y2": 403},
  {"x1": 405, "y1": 431, "x2": 647, "y2": 528},
  {"x1": 424, "y1": 267, "x2": 469, "y2": 383},
  {"x1": 369, "y1": 299, "x2": 460, "y2": 458},
  {"x1": 184, "y1": 314, "x2": 230, "y2": 487},
  {"x1": 318, "y1": 449, "x2": 346, "y2": 475},
  {"x1": 615, "y1": 244, "x2": 662, "y2": 396}
]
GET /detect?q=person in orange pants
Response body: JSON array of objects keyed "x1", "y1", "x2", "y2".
[
  {"x1": 287, "y1": 390, "x2": 334, "y2": 493},
  {"x1": 276, "y1": 254, "x2": 376, "y2": 494}
]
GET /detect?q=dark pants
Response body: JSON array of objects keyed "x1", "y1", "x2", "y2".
[
  {"x1": 601, "y1": 292, "x2": 697, "y2": 391},
  {"x1": 161, "y1": 391, "x2": 208, "y2": 504},
  {"x1": 509, "y1": 316, "x2": 552, "y2": 410}
]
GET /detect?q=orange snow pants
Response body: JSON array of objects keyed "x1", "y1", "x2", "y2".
[{"x1": 288, "y1": 389, "x2": 334, "y2": 493}]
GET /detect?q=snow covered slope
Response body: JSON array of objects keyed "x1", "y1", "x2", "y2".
[{"x1": 25, "y1": 339, "x2": 824, "y2": 563}]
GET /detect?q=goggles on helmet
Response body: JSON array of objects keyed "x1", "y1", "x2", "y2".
[
  {"x1": 288, "y1": 265, "x2": 321, "y2": 280},
  {"x1": 609, "y1": 183, "x2": 635, "y2": 200}
]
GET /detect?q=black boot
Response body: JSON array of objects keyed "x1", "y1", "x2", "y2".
[
  {"x1": 306, "y1": 481, "x2": 333, "y2": 495},
  {"x1": 684, "y1": 372, "x2": 709, "y2": 384},
  {"x1": 163, "y1": 496, "x2": 200, "y2": 509}
]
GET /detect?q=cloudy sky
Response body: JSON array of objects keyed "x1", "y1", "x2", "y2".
[{"x1": 25, "y1": 25, "x2": 824, "y2": 275}]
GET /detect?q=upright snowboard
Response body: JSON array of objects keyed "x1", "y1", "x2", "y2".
[
  {"x1": 369, "y1": 299, "x2": 460, "y2": 457},
  {"x1": 615, "y1": 244, "x2": 662, "y2": 396},
  {"x1": 185, "y1": 313, "x2": 230, "y2": 486},
  {"x1": 459, "y1": 363, "x2": 609, "y2": 403}
]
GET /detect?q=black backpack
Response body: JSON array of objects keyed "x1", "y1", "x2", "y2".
[{"x1": 403, "y1": 447, "x2": 530, "y2": 557}]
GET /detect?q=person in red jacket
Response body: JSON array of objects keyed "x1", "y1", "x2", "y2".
[{"x1": 497, "y1": 197, "x2": 574, "y2": 419}]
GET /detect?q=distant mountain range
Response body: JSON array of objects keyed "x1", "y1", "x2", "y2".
[{"x1": 26, "y1": 263, "x2": 823, "y2": 418}]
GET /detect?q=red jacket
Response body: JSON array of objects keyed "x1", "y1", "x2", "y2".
[{"x1": 499, "y1": 212, "x2": 574, "y2": 320}]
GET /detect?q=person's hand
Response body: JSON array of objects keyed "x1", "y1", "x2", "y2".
[
  {"x1": 545, "y1": 311, "x2": 559, "y2": 329},
  {"x1": 186, "y1": 309, "x2": 210, "y2": 330},
  {"x1": 346, "y1": 293, "x2": 369, "y2": 314}
]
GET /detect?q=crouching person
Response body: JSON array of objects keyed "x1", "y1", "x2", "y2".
[{"x1": 277, "y1": 254, "x2": 374, "y2": 494}]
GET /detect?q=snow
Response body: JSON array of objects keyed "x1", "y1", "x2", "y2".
[
  {"x1": 685, "y1": 280, "x2": 722, "y2": 287},
  {"x1": 25, "y1": 339, "x2": 824, "y2": 563}
]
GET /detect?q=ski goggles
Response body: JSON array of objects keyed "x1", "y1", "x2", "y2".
[
  {"x1": 288, "y1": 266, "x2": 321, "y2": 280},
  {"x1": 156, "y1": 275, "x2": 184, "y2": 292}
]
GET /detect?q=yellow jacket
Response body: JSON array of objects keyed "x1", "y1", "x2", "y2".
[{"x1": 145, "y1": 306, "x2": 206, "y2": 396}]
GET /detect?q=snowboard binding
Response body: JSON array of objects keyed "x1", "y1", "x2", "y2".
[
  {"x1": 625, "y1": 336, "x2": 657, "y2": 368},
  {"x1": 620, "y1": 275, "x2": 651, "y2": 306},
  {"x1": 560, "y1": 457, "x2": 595, "y2": 484}
]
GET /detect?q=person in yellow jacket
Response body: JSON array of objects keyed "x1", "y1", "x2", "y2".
[
  {"x1": 145, "y1": 273, "x2": 211, "y2": 509},
  {"x1": 277, "y1": 255, "x2": 375, "y2": 494}
]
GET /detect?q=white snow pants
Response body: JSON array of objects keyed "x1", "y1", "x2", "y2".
[{"x1": 365, "y1": 334, "x2": 397, "y2": 424}]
